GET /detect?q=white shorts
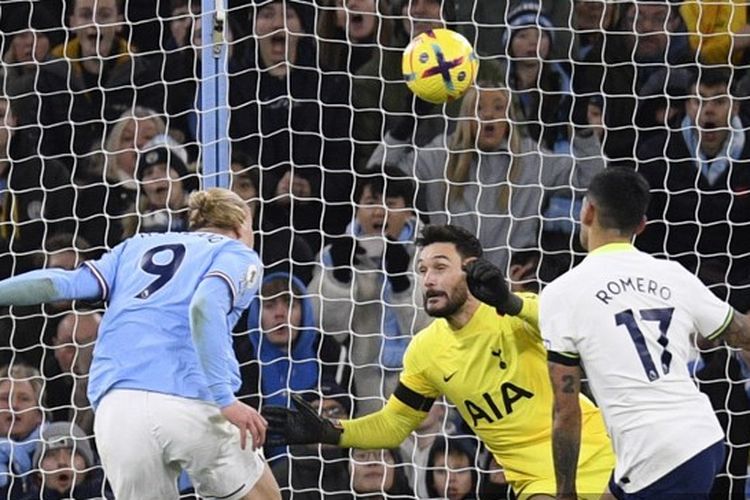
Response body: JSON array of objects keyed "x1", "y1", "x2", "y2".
[{"x1": 94, "y1": 389, "x2": 266, "y2": 500}]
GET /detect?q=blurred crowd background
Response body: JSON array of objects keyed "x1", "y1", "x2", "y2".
[{"x1": 0, "y1": 0, "x2": 749, "y2": 498}]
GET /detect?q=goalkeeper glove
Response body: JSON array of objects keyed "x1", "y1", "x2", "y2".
[
  {"x1": 328, "y1": 236, "x2": 364, "y2": 284},
  {"x1": 464, "y1": 258, "x2": 523, "y2": 316},
  {"x1": 262, "y1": 394, "x2": 343, "y2": 447}
]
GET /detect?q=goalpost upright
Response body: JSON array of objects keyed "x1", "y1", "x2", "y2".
[{"x1": 200, "y1": 0, "x2": 230, "y2": 189}]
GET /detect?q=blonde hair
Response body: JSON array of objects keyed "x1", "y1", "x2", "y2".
[
  {"x1": 188, "y1": 188, "x2": 248, "y2": 231},
  {"x1": 103, "y1": 107, "x2": 166, "y2": 181},
  {"x1": 446, "y1": 83, "x2": 525, "y2": 211},
  {"x1": 0, "y1": 363, "x2": 44, "y2": 403}
]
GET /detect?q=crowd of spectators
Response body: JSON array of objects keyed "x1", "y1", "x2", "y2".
[{"x1": 0, "y1": 0, "x2": 749, "y2": 498}]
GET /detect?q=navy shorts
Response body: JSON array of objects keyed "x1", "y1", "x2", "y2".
[{"x1": 608, "y1": 440, "x2": 725, "y2": 500}]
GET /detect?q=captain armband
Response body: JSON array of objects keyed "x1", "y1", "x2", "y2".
[{"x1": 393, "y1": 383, "x2": 435, "y2": 412}]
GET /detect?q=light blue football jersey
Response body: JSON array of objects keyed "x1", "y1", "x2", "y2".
[{"x1": 83, "y1": 232, "x2": 261, "y2": 408}]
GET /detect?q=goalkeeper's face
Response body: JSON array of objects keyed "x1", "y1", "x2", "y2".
[{"x1": 418, "y1": 243, "x2": 471, "y2": 318}]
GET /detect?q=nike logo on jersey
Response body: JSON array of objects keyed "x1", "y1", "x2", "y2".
[{"x1": 443, "y1": 371, "x2": 458, "y2": 382}]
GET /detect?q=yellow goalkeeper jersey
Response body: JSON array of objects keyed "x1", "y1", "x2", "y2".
[{"x1": 341, "y1": 295, "x2": 614, "y2": 498}]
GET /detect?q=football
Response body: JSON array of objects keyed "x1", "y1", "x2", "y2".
[{"x1": 402, "y1": 28, "x2": 479, "y2": 104}]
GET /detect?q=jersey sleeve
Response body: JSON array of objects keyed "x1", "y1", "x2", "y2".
[
  {"x1": 675, "y1": 264, "x2": 734, "y2": 341},
  {"x1": 205, "y1": 243, "x2": 262, "y2": 310},
  {"x1": 508, "y1": 292, "x2": 542, "y2": 340},
  {"x1": 540, "y1": 283, "x2": 581, "y2": 364},
  {"x1": 82, "y1": 242, "x2": 127, "y2": 301},
  {"x1": 398, "y1": 331, "x2": 441, "y2": 399}
]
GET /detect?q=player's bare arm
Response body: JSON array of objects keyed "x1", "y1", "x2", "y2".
[
  {"x1": 717, "y1": 310, "x2": 750, "y2": 350},
  {"x1": 548, "y1": 360, "x2": 583, "y2": 500}
]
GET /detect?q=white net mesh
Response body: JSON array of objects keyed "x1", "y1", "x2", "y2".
[{"x1": 0, "y1": 0, "x2": 746, "y2": 498}]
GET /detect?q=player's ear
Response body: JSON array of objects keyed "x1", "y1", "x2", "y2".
[
  {"x1": 633, "y1": 215, "x2": 647, "y2": 236},
  {"x1": 461, "y1": 256, "x2": 478, "y2": 273},
  {"x1": 580, "y1": 197, "x2": 595, "y2": 226}
]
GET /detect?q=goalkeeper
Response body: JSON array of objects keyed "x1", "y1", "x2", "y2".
[{"x1": 264, "y1": 224, "x2": 614, "y2": 499}]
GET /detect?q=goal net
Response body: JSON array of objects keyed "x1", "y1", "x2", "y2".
[{"x1": 0, "y1": 0, "x2": 747, "y2": 498}]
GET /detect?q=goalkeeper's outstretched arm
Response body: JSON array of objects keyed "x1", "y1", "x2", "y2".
[
  {"x1": 263, "y1": 383, "x2": 431, "y2": 449},
  {"x1": 0, "y1": 267, "x2": 102, "y2": 306}
]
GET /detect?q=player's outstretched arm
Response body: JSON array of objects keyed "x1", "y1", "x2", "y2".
[
  {"x1": 548, "y1": 359, "x2": 583, "y2": 500},
  {"x1": 718, "y1": 311, "x2": 750, "y2": 350},
  {"x1": 190, "y1": 276, "x2": 269, "y2": 450},
  {"x1": 263, "y1": 388, "x2": 428, "y2": 449},
  {"x1": 263, "y1": 394, "x2": 344, "y2": 446},
  {"x1": 0, "y1": 267, "x2": 102, "y2": 306},
  {"x1": 464, "y1": 258, "x2": 523, "y2": 315}
]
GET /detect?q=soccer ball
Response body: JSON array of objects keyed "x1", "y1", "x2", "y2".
[{"x1": 402, "y1": 28, "x2": 479, "y2": 104}]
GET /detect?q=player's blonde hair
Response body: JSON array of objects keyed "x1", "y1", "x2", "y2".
[{"x1": 188, "y1": 188, "x2": 248, "y2": 231}]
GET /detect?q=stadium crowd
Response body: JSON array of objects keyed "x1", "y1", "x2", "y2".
[{"x1": 0, "y1": 0, "x2": 749, "y2": 498}]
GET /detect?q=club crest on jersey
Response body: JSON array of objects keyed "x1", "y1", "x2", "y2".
[{"x1": 240, "y1": 264, "x2": 259, "y2": 293}]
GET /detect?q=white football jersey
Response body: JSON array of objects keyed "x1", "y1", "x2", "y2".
[{"x1": 540, "y1": 243, "x2": 729, "y2": 493}]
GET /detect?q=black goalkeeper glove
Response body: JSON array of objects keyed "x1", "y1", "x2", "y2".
[
  {"x1": 328, "y1": 236, "x2": 364, "y2": 284},
  {"x1": 262, "y1": 394, "x2": 343, "y2": 447},
  {"x1": 463, "y1": 258, "x2": 523, "y2": 316},
  {"x1": 384, "y1": 240, "x2": 411, "y2": 293}
]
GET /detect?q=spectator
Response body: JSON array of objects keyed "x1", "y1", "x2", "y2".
[
  {"x1": 41, "y1": 233, "x2": 93, "y2": 272},
  {"x1": 351, "y1": 0, "x2": 460, "y2": 170},
  {"x1": 311, "y1": 167, "x2": 429, "y2": 415},
  {"x1": 261, "y1": 165, "x2": 325, "y2": 258},
  {"x1": 425, "y1": 437, "x2": 479, "y2": 500},
  {"x1": 478, "y1": 454, "x2": 513, "y2": 500},
  {"x1": 0, "y1": 364, "x2": 44, "y2": 498},
  {"x1": 317, "y1": 0, "x2": 394, "y2": 74},
  {"x1": 370, "y1": 82, "x2": 604, "y2": 272},
  {"x1": 349, "y1": 448, "x2": 414, "y2": 498},
  {"x1": 29, "y1": 0, "x2": 164, "y2": 170},
  {"x1": 101, "y1": 108, "x2": 166, "y2": 189},
  {"x1": 636, "y1": 67, "x2": 750, "y2": 312},
  {"x1": 0, "y1": 94, "x2": 74, "y2": 278},
  {"x1": 164, "y1": 0, "x2": 200, "y2": 51},
  {"x1": 681, "y1": 0, "x2": 750, "y2": 65},
  {"x1": 1, "y1": 3, "x2": 59, "y2": 86},
  {"x1": 230, "y1": 0, "x2": 353, "y2": 236},
  {"x1": 270, "y1": 380, "x2": 353, "y2": 500},
  {"x1": 399, "y1": 399, "x2": 456, "y2": 498},
  {"x1": 237, "y1": 272, "x2": 345, "y2": 410},
  {"x1": 572, "y1": 0, "x2": 690, "y2": 164},
  {"x1": 21, "y1": 421, "x2": 110, "y2": 500},
  {"x1": 44, "y1": 312, "x2": 100, "y2": 435},
  {"x1": 230, "y1": 153, "x2": 261, "y2": 215},
  {"x1": 230, "y1": 155, "x2": 316, "y2": 283},
  {"x1": 504, "y1": 2, "x2": 573, "y2": 153},
  {"x1": 508, "y1": 249, "x2": 541, "y2": 293},
  {"x1": 124, "y1": 146, "x2": 196, "y2": 236},
  {"x1": 317, "y1": 0, "x2": 395, "y2": 74},
  {"x1": 635, "y1": 67, "x2": 692, "y2": 135},
  {"x1": 571, "y1": 0, "x2": 619, "y2": 63}
]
